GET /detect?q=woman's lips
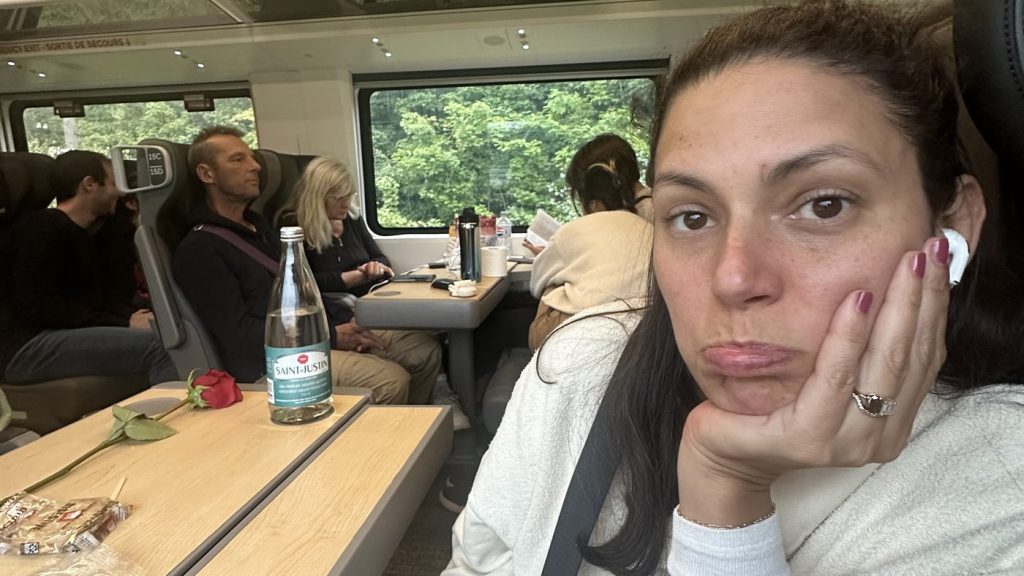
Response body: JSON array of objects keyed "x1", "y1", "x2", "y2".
[{"x1": 701, "y1": 343, "x2": 795, "y2": 377}]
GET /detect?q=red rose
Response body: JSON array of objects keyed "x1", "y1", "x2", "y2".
[{"x1": 188, "y1": 369, "x2": 243, "y2": 409}]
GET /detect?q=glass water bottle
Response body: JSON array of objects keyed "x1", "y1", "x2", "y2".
[{"x1": 265, "y1": 226, "x2": 334, "y2": 424}]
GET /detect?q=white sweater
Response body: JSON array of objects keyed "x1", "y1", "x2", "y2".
[
  {"x1": 445, "y1": 301, "x2": 1024, "y2": 575},
  {"x1": 530, "y1": 211, "x2": 651, "y2": 315}
]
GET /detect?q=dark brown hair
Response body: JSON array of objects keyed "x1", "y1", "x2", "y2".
[
  {"x1": 51, "y1": 150, "x2": 109, "y2": 203},
  {"x1": 566, "y1": 133, "x2": 642, "y2": 215}
]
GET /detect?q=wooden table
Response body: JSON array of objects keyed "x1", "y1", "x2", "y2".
[
  {"x1": 190, "y1": 405, "x2": 451, "y2": 576},
  {"x1": 355, "y1": 266, "x2": 510, "y2": 420},
  {"x1": 0, "y1": 388, "x2": 367, "y2": 576}
]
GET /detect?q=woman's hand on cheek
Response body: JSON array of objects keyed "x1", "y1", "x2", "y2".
[{"x1": 676, "y1": 236, "x2": 951, "y2": 526}]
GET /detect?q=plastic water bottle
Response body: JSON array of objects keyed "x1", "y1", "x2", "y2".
[
  {"x1": 495, "y1": 211, "x2": 513, "y2": 251},
  {"x1": 458, "y1": 207, "x2": 482, "y2": 281},
  {"x1": 444, "y1": 213, "x2": 460, "y2": 275},
  {"x1": 265, "y1": 226, "x2": 334, "y2": 424}
]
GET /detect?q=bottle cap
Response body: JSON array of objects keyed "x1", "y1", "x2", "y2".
[
  {"x1": 459, "y1": 207, "x2": 479, "y2": 224},
  {"x1": 280, "y1": 226, "x2": 304, "y2": 241}
]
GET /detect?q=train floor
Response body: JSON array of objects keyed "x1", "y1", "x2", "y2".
[{"x1": 384, "y1": 465, "x2": 460, "y2": 575}]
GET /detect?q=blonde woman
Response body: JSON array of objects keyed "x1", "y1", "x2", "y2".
[
  {"x1": 288, "y1": 157, "x2": 392, "y2": 296},
  {"x1": 283, "y1": 158, "x2": 455, "y2": 414}
]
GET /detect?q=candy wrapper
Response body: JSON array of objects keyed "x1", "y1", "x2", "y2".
[
  {"x1": 0, "y1": 493, "x2": 131, "y2": 556},
  {"x1": 31, "y1": 544, "x2": 143, "y2": 576}
]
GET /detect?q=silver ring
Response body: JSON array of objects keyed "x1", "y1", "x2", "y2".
[{"x1": 851, "y1": 390, "x2": 896, "y2": 417}]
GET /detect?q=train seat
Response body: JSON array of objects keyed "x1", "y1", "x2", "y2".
[
  {"x1": 0, "y1": 152, "x2": 54, "y2": 240},
  {"x1": 261, "y1": 149, "x2": 302, "y2": 229},
  {"x1": 250, "y1": 148, "x2": 282, "y2": 219},
  {"x1": 133, "y1": 138, "x2": 222, "y2": 379},
  {"x1": 0, "y1": 151, "x2": 148, "y2": 435},
  {"x1": 953, "y1": 0, "x2": 1024, "y2": 262},
  {"x1": 251, "y1": 150, "x2": 336, "y2": 231}
]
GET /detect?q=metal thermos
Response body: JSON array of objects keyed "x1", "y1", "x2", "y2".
[{"x1": 458, "y1": 207, "x2": 482, "y2": 281}]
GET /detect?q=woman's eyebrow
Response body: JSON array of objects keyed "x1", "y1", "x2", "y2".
[
  {"x1": 652, "y1": 144, "x2": 881, "y2": 196},
  {"x1": 765, "y1": 143, "x2": 881, "y2": 185},
  {"x1": 652, "y1": 170, "x2": 715, "y2": 194}
]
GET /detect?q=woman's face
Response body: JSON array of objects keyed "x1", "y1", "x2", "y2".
[
  {"x1": 325, "y1": 190, "x2": 352, "y2": 221},
  {"x1": 652, "y1": 59, "x2": 934, "y2": 416}
]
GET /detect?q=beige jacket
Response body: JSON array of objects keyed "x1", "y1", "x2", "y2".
[{"x1": 529, "y1": 210, "x2": 651, "y2": 315}]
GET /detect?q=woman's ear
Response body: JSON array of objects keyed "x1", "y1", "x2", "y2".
[{"x1": 942, "y1": 174, "x2": 987, "y2": 263}]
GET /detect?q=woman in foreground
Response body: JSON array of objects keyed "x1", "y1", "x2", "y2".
[{"x1": 445, "y1": 1, "x2": 1024, "y2": 574}]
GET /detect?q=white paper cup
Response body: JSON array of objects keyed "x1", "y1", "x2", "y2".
[{"x1": 481, "y1": 246, "x2": 508, "y2": 277}]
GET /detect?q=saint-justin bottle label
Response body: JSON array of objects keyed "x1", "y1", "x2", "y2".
[{"x1": 265, "y1": 342, "x2": 331, "y2": 407}]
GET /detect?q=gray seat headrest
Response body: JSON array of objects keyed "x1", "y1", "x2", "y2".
[
  {"x1": 954, "y1": 0, "x2": 1024, "y2": 164},
  {"x1": 251, "y1": 149, "x2": 282, "y2": 216}
]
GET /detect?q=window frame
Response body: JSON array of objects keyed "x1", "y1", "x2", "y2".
[
  {"x1": 354, "y1": 60, "x2": 667, "y2": 236},
  {"x1": 6, "y1": 82, "x2": 252, "y2": 153}
]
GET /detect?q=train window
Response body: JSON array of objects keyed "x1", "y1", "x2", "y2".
[
  {"x1": 18, "y1": 94, "x2": 256, "y2": 157},
  {"x1": 357, "y1": 64, "x2": 661, "y2": 234}
]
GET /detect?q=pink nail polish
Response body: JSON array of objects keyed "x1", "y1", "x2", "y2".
[
  {"x1": 857, "y1": 290, "x2": 873, "y2": 314},
  {"x1": 912, "y1": 252, "x2": 926, "y2": 278},
  {"x1": 935, "y1": 237, "x2": 949, "y2": 265}
]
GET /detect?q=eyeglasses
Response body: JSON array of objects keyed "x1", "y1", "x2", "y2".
[{"x1": 327, "y1": 193, "x2": 353, "y2": 204}]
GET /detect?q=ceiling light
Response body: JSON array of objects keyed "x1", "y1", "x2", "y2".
[
  {"x1": 173, "y1": 49, "x2": 183, "y2": 56},
  {"x1": 196, "y1": 63, "x2": 205, "y2": 69},
  {"x1": 521, "y1": 43, "x2": 530, "y2": 50},
  {"x1": 6, "y1": 61, "x2": 15, "y2": 66},
  {"x1": 37, "y1": 72, "x2": 46, "y2": 78},
  {"x1": 372, "y1": 37, "x2": 380, "y2": 44},
  {"x1": 517, "y1": 28, "x2": 526, "y2": 37},
  {"x1": 384, "y1": 51, "x2": 393, "y2": 57}
]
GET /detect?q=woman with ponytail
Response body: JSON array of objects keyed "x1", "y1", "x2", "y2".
[{"x1": 527, "y1": 134, "x2": 652, "y2": 349}]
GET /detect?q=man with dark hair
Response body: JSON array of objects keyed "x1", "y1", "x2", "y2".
[
  {"x1": 187, "y1": 125, "x2": 245, "y2": 177},
  {"x1": 50, "y1": 150, "x2": 109, "y2": 203},
  {"x1": 0, "y1": 150, "x2": 177, "y2": 385},
  {"x1": 170, "y1": 126, "x2": 440, "y2": 403}
]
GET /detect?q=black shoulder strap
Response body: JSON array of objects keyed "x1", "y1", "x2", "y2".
[
  {"x1": 542, "y1": 385, "x2": 622, "y2": 575},
  {"x1": 196, "y1": 224, "x2": 278, "y2": 275}
]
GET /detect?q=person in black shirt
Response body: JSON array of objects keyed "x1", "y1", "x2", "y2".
[
  {"x1": 284, "y1": 157, "x2": 393, "y2": 297},
  {"x1": 0, "y1": 150, "x2": 176, "y2": 385},
  {"x1": 94, "y1": 193, "x2": 148, "y2": 311},
  {"x1": 169, "y1": 127, "x2": 437, "y2": 403},
  {"x1": 283, "y1": 156, "x2": 442, "y2": 405}
]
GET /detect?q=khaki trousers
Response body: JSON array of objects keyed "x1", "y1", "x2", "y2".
[
  {"x1": 329, "y1": 329, "x2": 441, "y2": 405},
  {"x1": 528, "y1": 301, "x2": 574, "y2": 351}
]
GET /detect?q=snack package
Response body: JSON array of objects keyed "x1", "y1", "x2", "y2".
[
  {"x1": 32, "y1": 544, "x2": 143, "y2": 576},
  {"x1": 0, "y1": 493, "x2": 131, "y2": 556}
]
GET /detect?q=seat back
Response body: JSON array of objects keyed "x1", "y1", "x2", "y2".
[
  {"x1": 119, "y1": 139, "x2": 223, "y2": 377},
  {"x1": 250, "y1": 148, "x2": 282, "y2": 217},
  {"x1": 0, "y1": 152, "x2": 55, "y2": 242},
  {"x1": 253, "y1": 148, "x2": 302, "y2": 229},
  {"x1": 953, "y1": 0, "x2": 1024, "y2": 260}
]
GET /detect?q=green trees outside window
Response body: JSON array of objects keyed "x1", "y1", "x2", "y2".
[
  {"x1": 365, "y1": 77, "x2": 654, "y2": 229},
  {"x1": 23, "y1": 96, "x2": 257, "y2": 158}
]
